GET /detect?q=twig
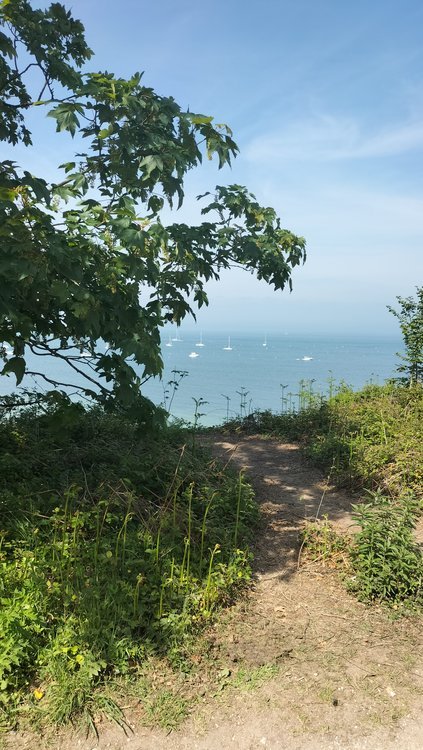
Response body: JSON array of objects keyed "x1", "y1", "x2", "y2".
[{"x1": 314, "y1": 462, "x2": 336, "y2": 520}]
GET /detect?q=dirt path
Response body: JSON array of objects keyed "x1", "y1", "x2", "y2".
[{"x1": 7, "y1": 436, "x2": 423, "y2": 750}]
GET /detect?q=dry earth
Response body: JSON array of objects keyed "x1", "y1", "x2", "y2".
[{"x1": 6, "y1": 435, "x2": 423, "y2": 750}]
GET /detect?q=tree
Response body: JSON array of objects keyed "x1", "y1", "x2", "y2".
[
  {"x1": 0, "y1": 0, "x2": 306, "y2": 411},
  {"x1": 388, "y1": 287, "x2": 423, "y2": 385}
]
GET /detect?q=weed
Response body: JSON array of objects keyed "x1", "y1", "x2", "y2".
[
  {"x1": 235, "y1": 386, "x2": 252, "y2": 419},
  {"x1": 143, "y1": 689, "x2": 189, "y2": 730},
  {"x1": 349, "y1": 491, "x2": 423, "y2": 605},
  {"x1": 162, "y1": 369, "x2": 189, "y2": 414},
  {"x1": 236, "y1": 382, "x2": 423, "y2": 611},
  {"x1": 318, "y1": 684, "x2": 336, "y2": 703},
  {"x1": 233, "y1": 664, "x2": 279, "y2": 690},
  {"x1": 299, "y1": 517, "x2": 350, "y2": 567}
]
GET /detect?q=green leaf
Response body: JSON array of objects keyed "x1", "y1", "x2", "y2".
[
  {"x1": 47, "y1": 104, "x2": 84, "y2": 137},
  {"x1": 22, "y1": 172, "x2": 51, "y2": 204},
  {"x1": 52, "y1": 184, "x2": 75, "y2": 201},
  {"x1": 185, "y1": 113, "x2": 214, "y2": 125},
  {"x1": 58, "y1": 161, "x2": 76, "y2": 174},
  {"x1": 1, "y1": 357, "x2": 26, "y2": 385},
  {"x1": 66, "y1": 172, "x2": 89, "y2": 192},
  {"x1": 139, "y1": 155, "x2": 164, "y2": 177},
  {"x1": 0, "y1": 186, "x2": 18, "y2": 201},
  {"x1": 98, "y1": 125, "x2": 114, "y2": 139},
  {"x1": 0, "y1": 30, "x2": 15, "y2": 58}
]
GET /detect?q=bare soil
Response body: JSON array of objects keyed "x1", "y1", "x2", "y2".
[{"x1": 6, "y1": 435, "x2": 423, "y2": 750}]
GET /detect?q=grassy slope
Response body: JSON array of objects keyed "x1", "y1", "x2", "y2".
[
  {"x1": 1, "y1": 384, "x2": 422, "y2": 730},
  {"x1": 228, "y1": 383, "x2": 423, "y2": 607},
  {"x1": 235, "y1": 383, "x2": 422, "y2": 501},
  {"x1": 0, "y1": 406, "x2": 257, "y2": 728}
]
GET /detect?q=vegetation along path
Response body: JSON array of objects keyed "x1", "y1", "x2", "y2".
[{"x1": 7, "y1": 435, "x2": 423, "y2": 750}]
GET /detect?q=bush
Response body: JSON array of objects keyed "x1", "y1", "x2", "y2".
[{"x1": 350, "y1": 492, "x2": 423, "y2": 605}]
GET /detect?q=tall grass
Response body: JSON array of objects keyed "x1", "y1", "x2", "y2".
[{"x1": 0, "y1": 405, "x2": 257, "y2": 728}]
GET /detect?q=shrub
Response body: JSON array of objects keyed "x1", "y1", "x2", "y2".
[{"x1": 350, "y1": 492, "x2": 423, "y2": 605}]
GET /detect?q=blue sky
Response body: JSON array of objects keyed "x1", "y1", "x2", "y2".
[{"x1": 15, "y1": 0, "x2": 423, "y2": 334}]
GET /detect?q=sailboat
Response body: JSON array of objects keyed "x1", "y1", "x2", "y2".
[
  {"x1": 195, "y1": 331, "x2": 205, "y2": 347},
  {"x1": 263, "y1": 335, "x2": 267, "y2": 347},
  {"x1": 223, "y1": 336, "x2": 232, "y2": 351},
  {"x1": 165, "y1": 336, "x2": 172, "y2": 347}
]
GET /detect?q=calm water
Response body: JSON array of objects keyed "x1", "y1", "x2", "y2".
[
  {"x1": 1, "y1": 333, "x2": 402, "y2": 426},
  {"x1": 143, "y1": 332, "x2": 402, "y2": 425}
]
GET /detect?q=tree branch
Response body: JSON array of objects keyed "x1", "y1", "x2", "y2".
[{"x1": 28, "y1": 340, "x2": 108, "y2": 395}]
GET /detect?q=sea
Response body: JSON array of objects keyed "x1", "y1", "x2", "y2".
[
  {"x1": 142, "y1": 332, "x2": 403, "y2": 426},
  {"x1": 1, "y1": 333, "x2": 403, "y2": 426}
]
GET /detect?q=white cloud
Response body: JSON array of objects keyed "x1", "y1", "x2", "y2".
[
  {"x1": 245, "y1": 114, "x2": 423, "y2": 163},
  {"x1": 276, "y1": 184, "x2": 423, "y2": 247},
  {"x1": 195, "y1": 175, "x2": 423, "y2": 335}
]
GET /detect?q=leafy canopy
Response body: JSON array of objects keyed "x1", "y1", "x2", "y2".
[
  {"x1": 388, "y1": 287, "x2": 423, "y2": 386},
  {"x1": 0, "y1": 0, "x2": 306, "y2": 409}
]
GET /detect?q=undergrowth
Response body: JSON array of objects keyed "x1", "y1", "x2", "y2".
[
  {"x1": 0, "y1": 404, "x2": 258, "y2": 730},
  {"x1": 350, "y1": 492, "x2": 422, "y2": 605},
  {"x1": 230, "y1": 383, "x2": 423, "y2": 500},
  {"x1": 230, "y1": 382, "x2": 423, "y2": 609},
  {"x1": 299, "y1": 516, "x2": 350, "y2": 568}
]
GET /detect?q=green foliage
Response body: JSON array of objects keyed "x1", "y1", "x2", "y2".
[
  {"x1": 238, "y1": 383, "x2": 423, "y2": 501},
  {"x1": 350, "y1": 492, "x2": 423, "y2": 605},
  {"x1": 0, "y1": 0, "x2": 92, "y2": 145},
  {"x1": 300, "y1": 516, "x2": 350, "y2": 564},
  {"x1": 388, "y1": 287, "x2": 423, "y2": 385},
  {"x1": 239, "y1": 382, "x2": 423, "y2": 609},
  {"x1": 0, "y1": 0, "x2": 306, "y2": 408},
  {"x1": 0, "y1": 406, "x2": 257, "y2": 726},
  {"x1": 309, "y1": 384, "x2": 423, "y2": 498}
]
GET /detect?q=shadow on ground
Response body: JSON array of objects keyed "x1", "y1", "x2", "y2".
[{"x1": 206, "y1": 433, "x2": 357, "y2": 582}]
